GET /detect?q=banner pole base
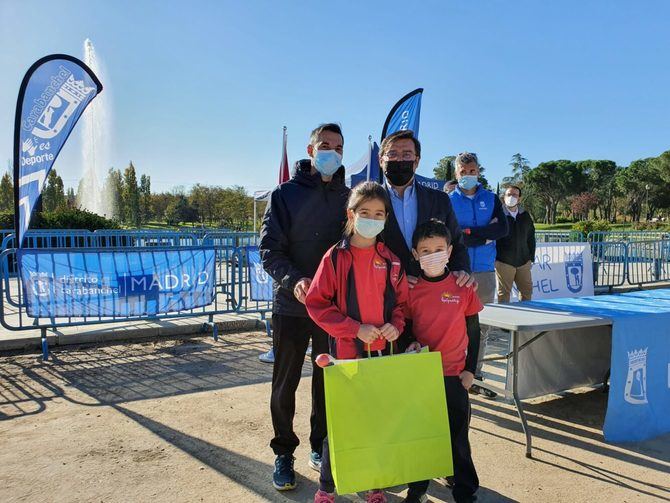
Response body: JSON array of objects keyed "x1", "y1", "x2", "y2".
[{"x1": 40, "y1": 328, "x2": 49, "y2": 361}]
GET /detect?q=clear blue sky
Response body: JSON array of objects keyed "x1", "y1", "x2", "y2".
[{"x1": 1, "y1": 0, "x2": 669, "y2": 194}]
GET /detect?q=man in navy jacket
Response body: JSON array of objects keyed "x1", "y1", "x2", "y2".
[
  {"x1": 379, "y1": 130, "x2": 472, "y2": 280},
  {"x1": 450, "y1": 152, "x2": 509, "y2": 398},
  {"x1": 260, "y1": 123, "x2": 350, "y2": 491}
]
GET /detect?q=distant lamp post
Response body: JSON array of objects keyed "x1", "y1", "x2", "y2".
[{"x1": 645, "y1": 184, "x2": 650, "y2": 221}]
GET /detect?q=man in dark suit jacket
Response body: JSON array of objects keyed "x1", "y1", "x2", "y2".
[{"x1": 379, "y1": 130, "x2": 472, "y2": 281}]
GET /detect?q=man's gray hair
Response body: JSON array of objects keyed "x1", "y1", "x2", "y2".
[{"x1": 455, "y1": 152, "x2": 479, "y2": 169}]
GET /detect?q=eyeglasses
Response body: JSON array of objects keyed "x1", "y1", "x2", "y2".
[{"x1": 384, "y1": 150, "x2": 416, "y2": 161}]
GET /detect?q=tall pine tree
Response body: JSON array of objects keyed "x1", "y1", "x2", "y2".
[
  {"x1": 0, "y1": 172, "x2": 13, "y2": 212},
  {"x1": 123, "y1": 162, "x2": 140, "y2": 227},
  {"x1": 139, "y1": 174, "x2": 152, "y2": 224},
  {"x1": 42, "y1": 169, "x2": 66, "y2": 212}
]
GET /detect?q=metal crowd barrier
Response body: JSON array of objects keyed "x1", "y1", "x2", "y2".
[
  {"x1": 0, "y1": 246, "x2": 237, "y2": 330},
  {"x1": 626, "y1": 240, "x2": 670, "y2": 286},
  {"x1": 590, "y1": 241, "x2": 628, "y2": 289},
  {"x1": 587, "y1": 230, "x2": 670, "y2": 242},
  {"x1": 93, "y1": 230, "x2": 199, "y2": 247},
  {"x1": 1, "y1": 228, "x2": 670, "y2": 351},
  {"x1": 0, "y1": 242, "x2": 267, "y2": 359},
  {"x1": 202, "y1": 232, "x2": 259, "y2": 248},
  {"x1": 535, "y1": 230, "x2": 585, "y2": 243}
]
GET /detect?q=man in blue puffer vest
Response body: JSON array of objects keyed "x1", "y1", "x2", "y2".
[{"x1": 449, "y1": 152, "x2": 509, "y2": 399}]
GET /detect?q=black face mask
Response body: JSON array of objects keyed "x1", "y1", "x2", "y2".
[{"x1": 384, "y1": 160, "x2": 415, "y2": 187}]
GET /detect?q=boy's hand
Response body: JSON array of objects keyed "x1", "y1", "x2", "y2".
[
  {"x1": 407, "y1": 275, "x2": 419, "y2": 290},
  {"x1": 452, "y1": 270, "x2": 478, "y2": 290},
  {"x1": 356, "y1": 324, "x2": 380, "y2": 344},
  {"x1": 405, "y1": 341, "x2": 422, "y2": 353},
  {"x1": 459, "y1": 370, "x2": 475, "y2": 390},
  {"x1": 379, "y1": 323, "x2": 400, "y2": 342}
]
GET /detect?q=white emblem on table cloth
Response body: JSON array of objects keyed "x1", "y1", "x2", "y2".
[{"x1": 624, "y1": 347, "x2": 648, "y2": 405}]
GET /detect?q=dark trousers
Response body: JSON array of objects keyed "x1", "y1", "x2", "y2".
[
  {"x1": 408, "y1": 376, "x2": 479, "y2": 502},
  {"x1": 319, "y1": 435, "x2": 336, "y2": 493},
  {"x1": 270, "y1": 314, "x2": 330, "y2": 456}
]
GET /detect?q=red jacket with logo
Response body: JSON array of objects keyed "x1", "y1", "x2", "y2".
[{"x1": 305, "y1": 238, "x2": 408, "y2": 359}]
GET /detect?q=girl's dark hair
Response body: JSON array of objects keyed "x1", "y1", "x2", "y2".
[
  {"x1": 412, "y1": 218, "x2": 452, "y2": 249},
  {"x1": 344, "y1": 181, "x2": 391, "y2": 236}
]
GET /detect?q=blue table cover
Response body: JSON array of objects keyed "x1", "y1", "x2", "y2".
[{"x1": 524, "y1": 289, "x2": 670, "y2": 442}]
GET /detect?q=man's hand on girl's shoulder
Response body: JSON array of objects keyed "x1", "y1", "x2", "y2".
[
  {"x1": 451, "y1": 270, "x2": 478, "y2": 290},
  {"x1": 406, "y1": 275, "x2": 419, "y2": 290}
]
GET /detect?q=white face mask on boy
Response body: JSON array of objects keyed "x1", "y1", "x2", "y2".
[{"x1": 418, "y1": 250, "x2": 449, "y2": 276}]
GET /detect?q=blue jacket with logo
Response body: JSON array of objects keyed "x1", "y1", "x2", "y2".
[{"x1": 449, "y1": 185, "x2": 509, "y2": 273}]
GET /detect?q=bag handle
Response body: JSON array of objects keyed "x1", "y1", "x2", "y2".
[{"x1": 365, "y1": 339, "x2": 395, "y2": 359}]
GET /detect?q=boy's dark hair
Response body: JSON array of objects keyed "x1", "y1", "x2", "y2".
[
  {"x1": 310, "y1": 123, "x2": 344, "y2": 145},
  {"x1": 380, "y1": 130, "x2": 421, "y2": 158},
  {"x1": 412, "y1": 218, "x2": 452, "y2": 249}
]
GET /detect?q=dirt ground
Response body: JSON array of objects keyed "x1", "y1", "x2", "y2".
[{"x1": 0, "y1": 332, "x2": 668, "y2": 503}]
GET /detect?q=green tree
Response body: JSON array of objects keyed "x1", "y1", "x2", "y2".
[
  {"x1": 524, "y1": 160, "x2": 587, "y2": 223},
  {"x1": 151, "y1": 192, "x2": 174, "y2": 223},
  {"x1": 139, "y1": 174, "x2": 152, "y2": 224},
  {"x1": 42, "y1": 169, "x2": 66, "y2": 212},
  {"x1": 216, "y1": 186, "x2": 253, "y2": 230},
  {"x1": 66, "y1": 187, "x2": 76, "y2": 208},
  {"x1": 103, "y1": 168, "x2": 124, "y2": 220},
  {"x1": 165, "y1": 194, "x2": 198, "y2": 226},
  {"x1": 0, "y1": 172, "x2": 13, "y2": 212},
  {"x1": 189, "y1": 184, "x2": 217, "y2": 224},
  {"x1": 502, "y1": 153, "x2": 530, "y2": 187},
  {"x1": 576, "y1": 160, "x2": 618, "y2": 221},
  {"x1": 433, "y1": 155, "x2": 455, "y2": 180},
  {"x1": 123, "y1": 162, "x2": 140, "y2": 226},
  {"x1": 477, "y1": 166, "x2": 491, "y2": 190},
  {"x1": 652, "y1": 150, "x2": 670, "y2": 185},
  {"x1": 510, "y1": 153, "x2": 530, "y2": 181},
  {"x1": 617, "y1": 157, "x2": 670, "y2": 222}
]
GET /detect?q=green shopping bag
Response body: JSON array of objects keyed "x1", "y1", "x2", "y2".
[{"x1": 323, "y1": 350, "x2": 453, "y2": 495}]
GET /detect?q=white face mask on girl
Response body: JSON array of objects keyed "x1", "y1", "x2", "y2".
[
  {"x1": 354, "y1": 216, "x2": 385, "y2": 239},
  {"x1": 418, "y1": 250, "x2": 450, "y2": 276}
]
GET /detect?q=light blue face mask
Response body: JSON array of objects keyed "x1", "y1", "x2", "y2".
[
  {"x1": 458, "y1": 175, "x2": 479, "y2": 191},
  {"x1": 313, "y1": 149, "x2": 342, "y2": 176},
  {"x1": 354, "y1": 216, "x2": 385, "y2": 239}
]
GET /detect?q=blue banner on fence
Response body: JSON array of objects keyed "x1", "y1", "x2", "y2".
[
  {"x1": 18, "y1": 247, "x2": 216, "y2": 317},
  {"x1": 381, "y1": 88, "x2": 423, "y2": 140},
  {"x1": 247, "y1": 246, "x2": 273, "y2": 301},
  {"x1": 14, "y1": 55, "x2": 102, "y2": 247}
]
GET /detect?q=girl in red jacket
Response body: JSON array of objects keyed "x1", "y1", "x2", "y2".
[{"x1": 306, "y1": 181, "x2": 409, "y2": 503}]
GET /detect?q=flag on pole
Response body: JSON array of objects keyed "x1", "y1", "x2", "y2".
[
  {"x1": 14, "y1": 54, "x2": 102, "y2": 247},
  {"x1": 381, "y1": 88, "x2": 423, "y2": 141},
  {"x1": 278, "y1": 126, "x2": 289, "y2": 185}
]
